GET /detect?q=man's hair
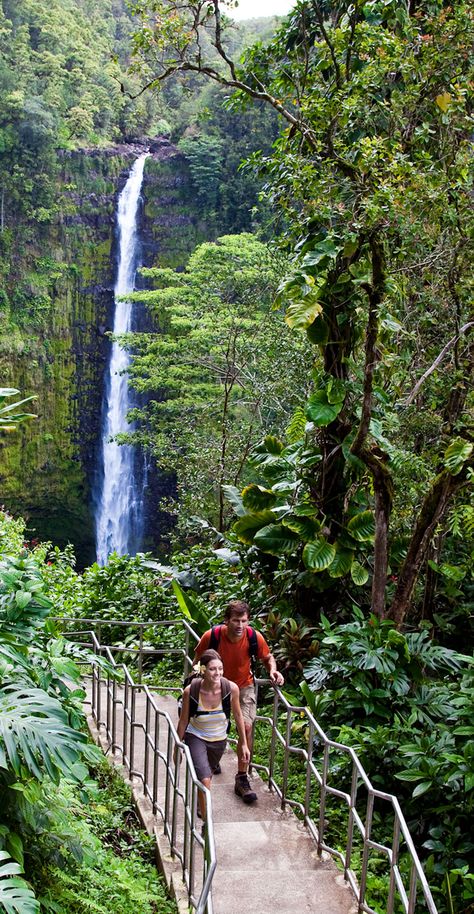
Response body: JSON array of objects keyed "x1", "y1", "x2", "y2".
[
  {"x1": 224, "y1": 600, "x2": 251, "y2": 621},
  {"x1": 199, "y1": 648, "x2": 223, "y2": 667}
]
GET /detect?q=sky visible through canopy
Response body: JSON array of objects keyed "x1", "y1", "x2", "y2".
[{"x1": 230, "y1": 0, "x2": 294, "y2": 19}]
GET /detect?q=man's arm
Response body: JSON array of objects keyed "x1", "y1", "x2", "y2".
[
  {"x1": 262, "y1": 652, "x2": 284, "y2": 686},
  {"x1": 192, "y1": 630, "x2": 211, "y2": 666}
]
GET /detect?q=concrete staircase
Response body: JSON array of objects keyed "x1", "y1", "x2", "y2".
[{"x1": 86, "y1": 685, "x2": 356, "y2": 914}]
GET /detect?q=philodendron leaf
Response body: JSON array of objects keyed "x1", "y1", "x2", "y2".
[
  {"x1": 351, "y1": 561, "x2": 369, "y2": 585},
  {"x1": 305, "y1": 390, "x2": 344, "y2": 426},
  {"x1": 242, "y1": 484, "x2": 277, "y2": 512},
  {"x1": 253, "y1": 523, "x2": 300, "y2": 555},
  {"x1": 285, "y1": 293, "x2": 323, "y2": 330},
  {"x1": 233, "y1": 511, "x2": 276, "y2": 545},
  {"x1": 328, "y1": 547, "x2": 354, "y2": 578},
  {"x1": 303, "y1": 537, "x2": 336, "y2": 572},
  {"x1": 444, "y1": 439, "x2": 473, "y2": 475},
  {"x1": 282, "y1": 515, "x2": 321, "y2": 539},
  {"x1": 347, "y1": 511, "x2": 375, "y2": 541}
]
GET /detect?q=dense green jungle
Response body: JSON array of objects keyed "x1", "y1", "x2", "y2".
[{"x1": 0, "y1": 0, "x2": 473, "y2": 912}]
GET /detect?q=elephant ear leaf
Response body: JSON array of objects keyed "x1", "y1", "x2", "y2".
[
  {"x1": 253, "y1": 524, "x2": 299, "y2": 555},
  {"x1": 303, "y1": 537, "x2": 336, "y2": 571},
  {"x1": 0, "y1": 850, "x2": 40, "y2": 913},
  {"x1": 347, "y1": 511, "x2": 375, "y2": 541}
]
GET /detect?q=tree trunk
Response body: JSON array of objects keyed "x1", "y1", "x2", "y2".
[{"x1": 389, "y1": 467, "x2": 471, "y2": 627}]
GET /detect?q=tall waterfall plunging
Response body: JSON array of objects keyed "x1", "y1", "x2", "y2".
[{"x1": 95, "y1": 153, "x2": 149, "y2": 565}]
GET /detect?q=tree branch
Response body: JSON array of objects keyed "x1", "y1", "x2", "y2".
[
  {"x1": 404, "y1": 322, "x2": 473, "y2": 406},
  {"x1": 390, "y1": 460, "x2": 473, "y2": 627}
]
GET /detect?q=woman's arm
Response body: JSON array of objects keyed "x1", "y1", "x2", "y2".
[
  {"x1": 177, "y1": 687, "x2": 191, "y2": 741},
  {"x1": 230, "y1": 683, "x2": 250, "y2": 764}
]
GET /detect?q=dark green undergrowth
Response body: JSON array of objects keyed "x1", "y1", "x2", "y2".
[{"x1": 29, "y1": 759, "x2": 177, "y2": 914}]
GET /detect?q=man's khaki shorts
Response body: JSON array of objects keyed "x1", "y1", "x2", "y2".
[{"x1": 239, "y1": 685, "x2": 257, "y2": 725}]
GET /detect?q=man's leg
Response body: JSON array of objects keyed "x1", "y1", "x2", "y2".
[{"x1": 234, "y1": 686, "x2": 257, "y2": 803}]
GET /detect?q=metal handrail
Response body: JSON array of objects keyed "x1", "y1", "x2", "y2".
[
  {"x1": 61, "y1": 616, "x2": 438, "y2": 914},
  {"x1": 251, "y1": 682, "x2": 438, "y2": 914},
  {"x1": 87, "y1": 629, "x2": 215, "y2": 914}
]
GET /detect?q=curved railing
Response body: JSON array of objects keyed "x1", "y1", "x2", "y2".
[
  {"x1": 87, "y1": 628, "x2": 216, "y2": 914},
  {"x1": 59, "y1": 617, "x2": 439, "y2": 914}
]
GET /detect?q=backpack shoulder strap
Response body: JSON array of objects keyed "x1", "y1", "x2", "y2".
[
  {"x1": 209, "y1": 625, "x2": 221, "y2": 650},
  {"x1": 246, "y1": 626, "x2": 258, "y2": 657},
  {"x1": 246, "y1": 626, "x2": 258, "y2": 679},
  {"x1": 220, "y1": 677, "x2": 232, "y2": 719},
  {"x1": 188, "y1": 676, "x2": 202, "y2": 722}
]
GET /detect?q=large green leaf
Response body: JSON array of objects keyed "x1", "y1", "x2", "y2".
[
  {"x1": 253, "y1": 524, "x2": 300, "y2": 555},
  {"x1": 233, "y1": 511, "x2": 276, "y2": 545},
  {"x1": 241, "y1": 484, "x2": 277, "y2": 512},
  {"x1": 0, "y1": 687, "x2": 87, "y2": 783},
  {"x1": 328, "y1": 547, "x2": 354, "y2": 578},
  {"x1": 0, "y1": 852, "x2": 39, "y2": 914},
  {"x1": 285, "y1": 290, "x2": 323, "y2": 331},
  {"x1": 444, "y1": 439, "x2": 473, "y2": 475},
  {"x1": 347, "y1": 511, "x2": 375, "y2": 541},
  {"x1": 263, "y1": 435, "x2": 284, "y2": 455},
  {"x1": 303, "y1": 538, "x2": 336, "y2": 571},
  {"x1": 351, "y1": 562, "x2": 369, "y2": 585},
  {"x1": 301, "y1": 237, "x2": 340, "y2": 269},
  {"x1": 282, "y1": 515, "x2": 321, "y2": 539},
  {"x1": 221, "y1": 485, "x2": 246, "y2": 517},
  {"x1": 171, "y1": 580, "x2": 211, "y2": 635},
  {"x1": 305, "y1": 390, "x2": 344, "y2": 426}
]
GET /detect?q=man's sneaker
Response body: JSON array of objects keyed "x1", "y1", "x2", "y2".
[
  {"x1": 213, "y1": 763, "x2": 221, "y2": 775},
  {"x1": 234, "y1": 773, "x2": 257, "y2": 804}
]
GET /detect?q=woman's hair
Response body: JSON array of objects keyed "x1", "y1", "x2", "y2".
[{"x1": 199, "y1": 648, "x2": 222, "y2": 668}]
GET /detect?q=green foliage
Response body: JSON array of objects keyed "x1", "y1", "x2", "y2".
[
  {"x1": 224, "y1": 432, "x2": 373, "y2": 604},
  {"x1": 0, "y1": 525, "x2": 106, "y2": 912},
  {"x1": 131, "y1": 0, "x2": 474, "y2": 627},
  {"x1": 0, "y1": 388, "x2": 36, "y2": 432},
  {"x1": 27, "y1": 765, "x2": 176, "y2": 914},
  {"x1": 123, "y1": 233, "x2": 311, "y2": 532},
  {"x1": 0, "y1": 851, "x2": 39, "y2": 914},
  {"x1": 177, "y1": 135, "x2": 223, "y2": 209}
]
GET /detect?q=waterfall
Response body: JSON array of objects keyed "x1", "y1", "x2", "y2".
[{"x1": 95, "y1": 153, "x2": 149, "y2": 565}]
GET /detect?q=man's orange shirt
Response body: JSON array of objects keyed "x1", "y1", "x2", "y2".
[{"x1": 195, "y1": 626, "x2": 270, "y2": 689}]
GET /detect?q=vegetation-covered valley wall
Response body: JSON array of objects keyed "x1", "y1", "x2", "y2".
[{"x1": 0, "y1": 140, "x2": 220, "y2": 564}]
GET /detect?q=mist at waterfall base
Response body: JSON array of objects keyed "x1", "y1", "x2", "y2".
[{"x1": 94, "y1": 154, "x2": 151, "y2": 566}]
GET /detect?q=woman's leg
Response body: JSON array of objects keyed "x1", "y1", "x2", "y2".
[{"x1": 199, "y1": 776, "x2": 211, "y2": 820}]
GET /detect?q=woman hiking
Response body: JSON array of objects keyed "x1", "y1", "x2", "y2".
[{"x1": 176, "y1": 649, "x2": 250, "y2": 824}]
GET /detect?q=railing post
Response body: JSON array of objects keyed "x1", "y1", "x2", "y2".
[
  {"x1": 130, "y1": 682, "x2": 137, "y2": 775},
  {"x1": 184, "y1": 624, "x2": 191, "y2": 677},
  {"x1": 358, "y1": 791, "x2": 374, "y2": 909},
  {"x1": 269, "y1": 685, "x2": 278, "y2": 788},
  {"x1": 138, "y1": 625, "x2": 144, "y2": 685}
]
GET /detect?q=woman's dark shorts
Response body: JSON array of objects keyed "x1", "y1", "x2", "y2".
[{"x1": 184, "y1": 733, "x2": 227, "y2": 780}]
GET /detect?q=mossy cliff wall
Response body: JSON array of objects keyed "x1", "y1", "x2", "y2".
[{"x1": 0, "y1": 140, "x2": 210, "y2": 565}]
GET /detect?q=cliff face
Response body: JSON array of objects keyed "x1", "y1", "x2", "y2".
[{"x1": 0, "y1": 139, "x2": 211, "y2": 566}]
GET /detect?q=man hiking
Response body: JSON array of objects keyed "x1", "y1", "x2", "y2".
[{"x1": 193, "y1": 600, "x2": 284, "y2": 804}]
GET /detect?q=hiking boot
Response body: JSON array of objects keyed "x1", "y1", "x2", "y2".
[
  {"x1": 213, "y1": 763, "x2": 221, "y2": 775},
  {"x1": 234, "y1": 773, "x2": 257, "y2": 804}
]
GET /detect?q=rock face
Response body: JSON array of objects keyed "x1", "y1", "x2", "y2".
[{"x1": 0, "y1": 138, "x2": 217, "y2": 567}]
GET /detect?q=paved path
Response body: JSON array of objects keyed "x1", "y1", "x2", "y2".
[{"x1": 86, "y1": 683, "x2": 356, "y2": 914}]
